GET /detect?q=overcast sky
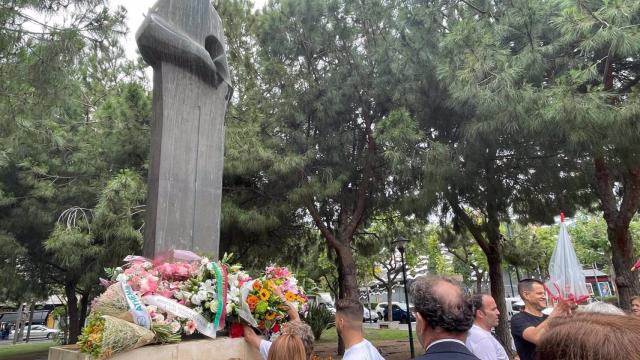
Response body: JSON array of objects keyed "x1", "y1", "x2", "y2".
[
  {"x1": 112, "y1": 1, "x2": 265, "y2": 60},
  {"x1": 110, "y1": 0, "x2": 161, "y2": 59}
]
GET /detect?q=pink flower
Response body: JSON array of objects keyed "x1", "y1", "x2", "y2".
[
  {"x1": 185, "y1": 320, "x2": 196, "y2": 335},
  {"x1": 139, "y1": 276, "x2": 159, "y2": 295},
  {"x1": 159, "y1": 289, "x2": 174, "y2": 298},
  {"x1": 176, "y1": 264, "x2": 190, "y2": 278},
  {"x1": 156, "y1": 263, "x2": 175, "y2": 278}
]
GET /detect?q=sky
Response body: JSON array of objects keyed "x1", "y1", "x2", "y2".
[
  {"x1": 110, "y1": 0, "x2": 161, "y2": 60},
  {"x1": 112, "y1": 1, "x2": 266, "y2": 60}
]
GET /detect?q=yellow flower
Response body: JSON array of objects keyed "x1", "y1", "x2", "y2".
[
  {"x1": 265, "y1": 312, "x2": 276, "y2": 320},
  {"x1": 260, "y1": 288, "x2": 271, "y2": 301},
  {"x1": 285, "y1": 292, "x2": 297, "y2": 302}
]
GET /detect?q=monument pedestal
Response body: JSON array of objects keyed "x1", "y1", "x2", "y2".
[{"x1": 48, "y1": 337, "x2": 261, "y2": 360}]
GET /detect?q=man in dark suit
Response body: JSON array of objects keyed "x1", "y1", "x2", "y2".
[{"x1": 411, "y1": 275, "x2": 479, "y2": 360}]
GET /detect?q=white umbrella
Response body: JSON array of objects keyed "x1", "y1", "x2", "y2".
[{"x1": 546, "y1": 213, "x2": 589, "y2": 303}]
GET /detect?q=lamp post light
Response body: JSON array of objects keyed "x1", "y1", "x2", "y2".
[{"x1": 393, "y1": 236, "x2": 415, "y2": 358}]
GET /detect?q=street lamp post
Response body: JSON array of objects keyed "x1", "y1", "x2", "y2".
[{"x1": 393, "y1": 236, "x2": 415, "y2": 358}]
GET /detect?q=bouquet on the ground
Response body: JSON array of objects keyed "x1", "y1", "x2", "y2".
[
  {"x1": 106, "y1": 252, "x2": 229, "y2": 338},
  {"x1": 78, "y1": 314, "x2": 157, "y2": 360},
  {"x1": 80, "y1": 253, "x2": 306, "y2": 358}
]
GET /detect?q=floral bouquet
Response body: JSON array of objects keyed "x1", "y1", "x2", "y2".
[
  {"x1": 78, "y1": 314, "x2": 157, "y2": 360},
  {"x1": 105, "y1": 252, "x2": 230, "y2": 338},
  {"x1": 236, "y1": 265, "x2": 308, "y2": 334},
  {"x1": 264, "y1": 266, "x2": 308, "y2": 314},
  {"x1": 241, "y1": 278, "x2": 287, "y2": 332}
]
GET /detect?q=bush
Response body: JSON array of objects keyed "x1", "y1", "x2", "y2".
[{"x1": 303, "y1": 303, "x2": 335, "y2": 340}]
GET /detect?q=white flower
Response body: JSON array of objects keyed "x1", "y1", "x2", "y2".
[
  {"x1": 170, "y1": 321, "x2": 181, "y2": 333},
  {"x1": 116, "y1": 274, "x2": 128, "y2": 282},
  {"x1": 226, "y1": 302, "x2": 234, "y2": 314},
  {"x1": 143, "y1": 261, "x2": 153, "y2": 270},
  {"x1": 209, "y1": 300, "x2": 218, "y2": 312},
  {"x1": 191, "y1": 294, "x2": 202, "y2": 305},
  {"x1": 115, "y1": 267, "x2": 123, "y2": 272},
  {"x1": 154, "y1": 314, "x2": 165, "y2": 323},
  {"x1": 229, "y1": 287, "x2": 240, "y2": 299},
  {"x1": 200, "y1": 257, "x2": 210, "y2": 265}
]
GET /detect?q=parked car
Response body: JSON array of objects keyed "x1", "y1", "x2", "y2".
[
  {"x1": 363, "y1": 306, "x2": 378, "y2": 322},
  {"x1": 375, "y1": 302, "x2": 414, "y2": 320},
  {"x1": 318, "y1": 302, "x2": 336, "y2": 315},
  {"x1": 381, "y1": 303, "x2": 415, "y2": 323},
  {"x1": 10, "y1": 325, "x2": 60, "y2": 339},
  {"x1": 505, "y1": 297, "x2": 525, "y2": 320}
]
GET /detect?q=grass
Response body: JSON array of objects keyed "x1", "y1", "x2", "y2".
[
  {"x1": 317, "y1": 328, "x2": 410, "y2": 343},
  {"x1": 0, "y1": 341, "x2": 56, "y2": 359}
]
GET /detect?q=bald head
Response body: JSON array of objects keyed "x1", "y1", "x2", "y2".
[{"x1": 410, "y1": 275, "x2": 473, "y2": 333}]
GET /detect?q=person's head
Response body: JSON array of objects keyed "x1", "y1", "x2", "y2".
[
  {"x1": 471, "y1": 294, "x2": 500, "y2": 330},
  {"x1": 410, "y1": 275, "x2": 473, "y2": 349},
  {"x1": 281, "y1": 320, "x2": 314, "y2": 359},
  {"x1": 580, "y1": 302, "x2": 626, "y2": 316},
  {"x1": 536, "y1": 312, "x2": 640, "y2": 360},
  {"x1": 631, "y1": 296, "x2": 640, "y2": 317},
  {"x1": 267, "y1": 334, "x2": 307, "y2": 360},
  {"x1": 335, "y1": 298, "x2": 363, "y2": 337},
  {"x1": 518, "y1": 279, "x2": 547, "y2": 311}
]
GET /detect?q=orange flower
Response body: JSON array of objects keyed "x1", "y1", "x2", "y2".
[
  {"x1": 253, "y1": 280, "x2": 262, "y2": 290},
  {"x1": 247, "y1": 294, "x2": 259, "y2": 310},
  {"x1": 265, "y1": 312, "x2": 276, "y2": 320},
  {"x1": 285, "y1": 291, "x2": 297, "y2": 302},
  {"x1": 260, "y1": 288, "x2": 271, "y2": 301}
]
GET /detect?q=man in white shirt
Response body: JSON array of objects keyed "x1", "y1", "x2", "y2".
[
  {"x1": 335, "y1": 298, "x2": 385, "y2": 360},
  {"x1": 465, "y1": 294, "x2": 508, "y2": 360}
]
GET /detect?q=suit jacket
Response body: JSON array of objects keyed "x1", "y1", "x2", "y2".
[{"x1": 413, "y1": 340, "x2": 480, "y2": 360}]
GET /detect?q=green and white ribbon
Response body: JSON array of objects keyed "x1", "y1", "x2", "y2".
[{"x1": 120, "y1": 281, "x2": 152, "y2": 329}]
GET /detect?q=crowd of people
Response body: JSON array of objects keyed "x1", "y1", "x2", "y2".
[{"x1": 242, "y1": 275, "x2": 640, "y2": 360}]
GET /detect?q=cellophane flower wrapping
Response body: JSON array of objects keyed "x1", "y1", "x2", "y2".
[
  {"x1": 79, "y1": 314, "x2": 155, "y2": 359},
  {"x1": 546, "y1": 221, "x2": 589, "y2": 304},
  {"x1": 264, "y1": 266, "x2": 309, "y2": 314},
  {"x1": 237, "y1": 265, "x2": 308, "y2": 333}
]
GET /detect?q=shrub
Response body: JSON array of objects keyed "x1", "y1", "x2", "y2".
[{"x1": 303, "y1": 303, "x2": 335, "y2": 340}]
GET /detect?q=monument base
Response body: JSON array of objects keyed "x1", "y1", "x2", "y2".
[{"x1": 48, "y1": 337, "x2": 262, "y2": 360}]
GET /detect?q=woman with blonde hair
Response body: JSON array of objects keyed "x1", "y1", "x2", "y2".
[{"x1": 267, "y1": 333, "x2": 307, "y2": 360}]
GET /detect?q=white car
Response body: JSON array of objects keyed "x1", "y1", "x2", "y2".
[
  {"x1": 363, "y1": 307, "x2": 378, "y2": 322},
  {"x1": 10, "y1": 325, "x2": 60, "y2": 339}
]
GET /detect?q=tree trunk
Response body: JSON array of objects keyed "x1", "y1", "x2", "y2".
[
  {"x1": 65, "y1": 281, "x2": 80, "y2": 344},
  {"x1": 12, "y1": 303, "x2": 24, "y2": 344},
  {"x1": 336, "y1": 241, "x2": 359, "y2": 300},
  {"x1": 609, "y1": 226, "x2": 640, "y2": 308},
  {"x1": 386, "y1": 283, "x2": 394, "y2": 321},
  {"x1": 25, "y1": 302, "x2": 35, "y2": 343},
  {"x1": 594, "y1": 158, "x2": 640, "y2": 309},
  {"x1": 487, "y1": 251, "x2": 511, "y2": 352},
  {"x1": 79, "y1": 294, "x2": 90, "y2": 330},
  {"x1": 475, "y1": 270, "x2": 484, "y2": 294}
]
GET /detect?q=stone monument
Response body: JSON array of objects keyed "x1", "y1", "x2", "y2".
[
  {"x1": 48, "y1": 3, "x2": 262, "y2": 359},
  {"x1": 136, "y1": 0, "x2": 232, "y2": 258}
]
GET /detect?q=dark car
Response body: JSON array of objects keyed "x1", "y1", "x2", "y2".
[{"x1": 383, "y1": 303, "x2": 415, "y2": 323}]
